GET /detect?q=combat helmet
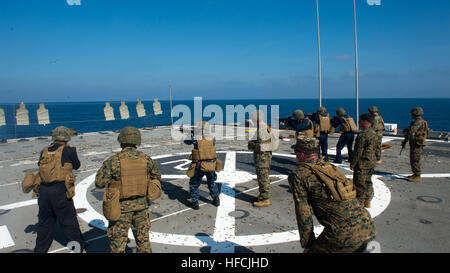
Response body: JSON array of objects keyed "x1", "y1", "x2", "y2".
[
  {"x1": 368, "y1": 106, "x2": 378, "y2": 113},
  {"x1": 292, "y1": 135, "x2": 319, "y2": 154},
  {"x1": 317, "y1": 107, "x2": 326, "y2": 114},
  {"x1": 118, "y1": 126, "x2": 141, "y2": 146},
  {"x1": 51, "y1": 126, "x2": 71, "y2": 142},
  {"x1": 336, "y1": 108, "x2": 346, "y2": 117},
  {"x1": 411, "y1": 107, "x2": 424, "y2": 117},
  {"x1": 292, "y1": 110, "x2": 305, "y2": 120}
]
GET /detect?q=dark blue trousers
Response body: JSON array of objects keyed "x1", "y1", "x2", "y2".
[
  {"x1": 335, "y1": 133, "x2": 355, "y2": 163},
  {"x1": 34, "y1": 182, "x2": 85, "y2": 253},
  {"x1": 189, "y1": 170, "x2": 219, "y2": 203},
  {"x1": 318, "y1": 133, "x2": 328, "y2": 160}
]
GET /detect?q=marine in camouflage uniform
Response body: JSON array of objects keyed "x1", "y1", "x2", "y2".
[
  {"x1": 368, "y1": 106, "x2": 384, "y2": 164},
  {"x1": 248, "y1": 110, "x2": 272, "y2": 207},
  {"x1": 288, "y1": 135, "x2": 376, "y2": 253},
  {"x1": 95, "y1": 127, "x2": 161, "y2": 253},
  {"x1": 403, "y1": 107, "x2": 428, "y2": 182},
  {"x1": 350, "y1": 114, "x2": 378, "y2": 208}
]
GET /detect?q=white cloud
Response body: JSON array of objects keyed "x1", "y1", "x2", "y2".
[{"x1": 67, "y1": 0, "x2": 81, "y2": 6}]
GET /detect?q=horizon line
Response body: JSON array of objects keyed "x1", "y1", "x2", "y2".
[{"x1": 1, "y1": 97, "x2": 450, "y2": 104}]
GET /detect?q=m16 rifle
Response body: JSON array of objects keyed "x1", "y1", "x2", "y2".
[
  {"x1": 400, "y1": 128, "x2": 409, "y2": 155},
  {"x1": 278, "y1": 117, "x2": 291, "y2": 125}
]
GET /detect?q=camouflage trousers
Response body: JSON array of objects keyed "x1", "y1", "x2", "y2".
[
  {"x1": 376, "y1": 134, "x2": 383, "y2": 161},
  {"x1": 308, "y1": 208, "x2": 376, "y2": 253},
  {"x1": 353, "y1": 167, "x2": 374, "y2": 204},
  {"x1": 410, "y1": 144, "x2": 423, "y2": 176},
  {"x1": 255, "y1": 168, "x2": 270, "y2": 200},
  {"x1": 107, "y1": 209, "x2": 151, "y2": 253},
  {"x1": 309, "y1": 237, "x2": 371, "y2": 253},
  {"x1": 254, "y1": 151, "x2": 272, "y2": 200}
]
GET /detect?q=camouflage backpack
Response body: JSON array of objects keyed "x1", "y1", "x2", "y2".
[{"x1": 303, "y1": 160, "x2": 356, "y2": 201}]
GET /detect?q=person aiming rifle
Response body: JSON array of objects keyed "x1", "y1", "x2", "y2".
[{"x1": 278, "y1": 110, "x2": 314, "y2": 138}]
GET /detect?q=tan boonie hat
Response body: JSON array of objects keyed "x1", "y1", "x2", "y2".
[{"x1": 292, "y1": 135, "x2": 319, "y2": 153}]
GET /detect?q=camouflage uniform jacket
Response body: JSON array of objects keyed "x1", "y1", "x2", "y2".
[
  {"x1": 288, "y1": 159, "x2": 376, "y2": 249},
  {"x1": 371, "y1": 114, "x2": 385, "y2": 136},
  {"x1": 407, "y1": 117, "x2": 428, "y2": 146},
  {"x1": 254, "y1": 123, "x2": 272, "y2": 168},
  {"x1": 95, "y1": 147, "x2": 161, "y2": 212},
  {"x1": 351, "y1": 127, "x2": 378, "y2": 170}
]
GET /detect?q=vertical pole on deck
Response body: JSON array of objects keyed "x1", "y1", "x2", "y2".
[
  {"x1": 316, "y1": 0, "x2": 323, "y2": 107},
  {"x1": 353, "y1": 0, "x2": 360, "y2": 129},
  {"x1": 169, "y1": 80, "x2": 173, "y2": 127}
]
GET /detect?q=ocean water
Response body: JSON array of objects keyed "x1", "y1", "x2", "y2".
[{"x1": 1, "y1": 98, "x2": 449, "y2": 140}]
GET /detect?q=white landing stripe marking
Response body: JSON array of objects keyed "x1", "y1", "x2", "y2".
[
  {"x1": 0, "y1": 182, "x2": 20, "y2": 187},
  {"x1": 74, "y1": 152, "x2": 450, "y2": 251},
  {"x1": 9, "y1": 160, "x2": 37, "y2": 167},
  {"x1": 82, "y1": 151, "x2": 110, "y2": 157},
  {"x1": 0, "y1": 199, "x2": 37, "y2": 210},
  {"x1": 211, "y1": 151, "x2": 236, "y2": 253},
  {"x1": 0, "y1": 225, "x2": 15, "y2": 249},
  {"x1": 326, "y1": 136, "x2": 394, "y2": 157},
  {"x1": 382, "y1": 173, "x2": 450, "y2": 179},
  {"x1": 162, "y1": 174, "x2": 187, "y2": 179}
]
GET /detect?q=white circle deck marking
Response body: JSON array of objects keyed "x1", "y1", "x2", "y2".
[{"x1": 74, "y1": 151, "x2": 392, "y2": 252}]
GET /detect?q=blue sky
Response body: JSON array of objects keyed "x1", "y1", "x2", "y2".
[{"x1": 0, "y1": 0, "x2": 449, "y2": 102}]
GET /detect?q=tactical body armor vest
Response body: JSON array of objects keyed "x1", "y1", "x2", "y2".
[
  {"x1": 319, "y1": 114, "x2": 331, "y2": 133},
  {"x1": 340, "y1": 117, "x2": 357, "y2": 133},
  {"x1": 297, "y1": 118, "x2": 314, "y2": 138},
  {"x1": 192, "y1": 138, "x2": 217, "y2": 161},
  {"x1": 38, "y1": 144, "x2": 76, "y2": 198},
  {"x1": 39, "y1": 145, "x2": 73, "y2": 183},
  {"x1": 189, "y1": 138, "x2": 221, "y2": 174},
  {"x1": 103, "y1": 151, "x2": 161, "y2": 221},
  {"x1": 117, "y1": 152, "x2": 148, "y2": 199}
]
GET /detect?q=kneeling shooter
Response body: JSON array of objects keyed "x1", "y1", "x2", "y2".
[{"x1": 288, "y1": 135, "x2": 376, "y2": 253}]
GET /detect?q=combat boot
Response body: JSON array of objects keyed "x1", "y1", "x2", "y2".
[
  {"x1": 253, "y1": 199, "x2": 270, "y2": 207},
  {"x1": 212, "y1": 196, "x2": 220, "y2": 207},
  {"x1": 190, "y1": 201, "x2": 200, "y2": 210},
  {"x1": 408, "y1": 175, "x2": 422, "y2": 183},
  {"x1": 255, "y1": 195, "x2": 264, "y2": 202}
]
